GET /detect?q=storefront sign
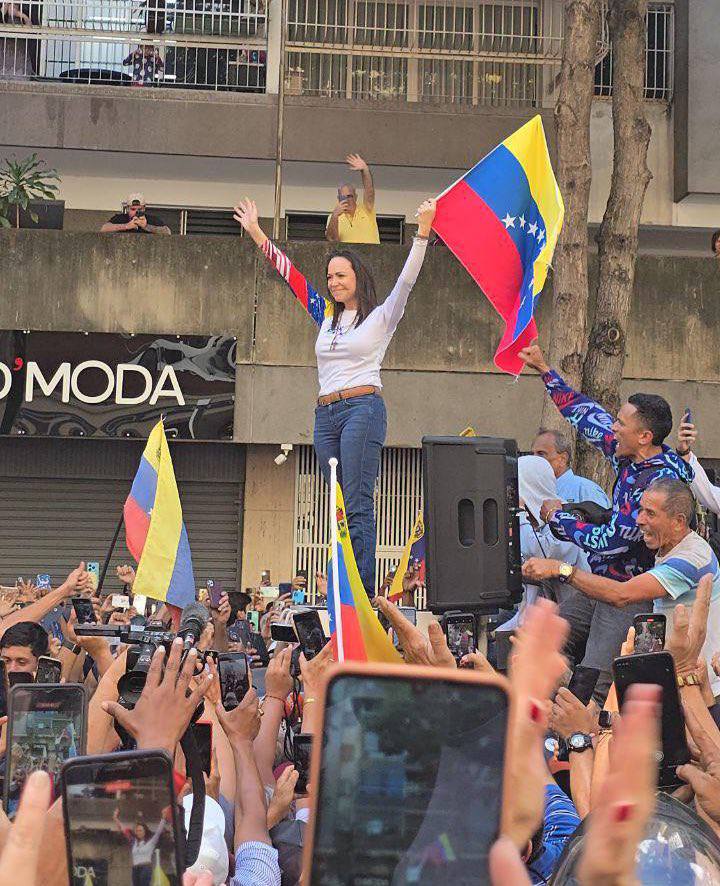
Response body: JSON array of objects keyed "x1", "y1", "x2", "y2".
[{"x1": 0, "y1": 331, "x2": 236, "y2": 440}]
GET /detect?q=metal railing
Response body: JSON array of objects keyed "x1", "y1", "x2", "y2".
[
  {"x1": 285, "y1": 0, "x2": 562, "y2": 106},
  {"x1": 595, "y1": 2, "x2": 674, "y2": 101},
  {"x1": 0, "y1": 0, "x2": 267, "y2": 90}
]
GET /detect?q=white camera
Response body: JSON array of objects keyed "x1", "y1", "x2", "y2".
[{"x1": 274, "y1": 443, "x2": 293, "y2": 466}]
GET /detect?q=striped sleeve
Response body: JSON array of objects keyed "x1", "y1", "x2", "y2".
[
  {"x1": 650, "y1": 554, "x2": 718, "y2": 600},
  {"x1": 261, "y1": 239, "x2": 329, "y2": 327}
]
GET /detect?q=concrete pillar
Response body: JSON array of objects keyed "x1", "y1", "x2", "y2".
[{"x1": 240, "y1": 443, "x2": 296, "y2": 590}]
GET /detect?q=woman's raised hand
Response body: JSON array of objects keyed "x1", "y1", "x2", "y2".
[
  {"x1": 233, "y1": 198, "x2": 266, "y2": 246},
  {"x1": 415, "y1": 198, "x2": 437, "y2": 237}
]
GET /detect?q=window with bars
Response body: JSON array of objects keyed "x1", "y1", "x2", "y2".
[
  {"x1": 285, "y1": 0, "x2": 551, "y2": 106},
  {"x1": 594, "y1": 2, "x2": 673, "y2": 101},
  {"x1": 285, "y1": 211, "x2": 405, "y2": 242},
  {"x1": 293, "y1": 444, "x2": 423, "y2": 599}
]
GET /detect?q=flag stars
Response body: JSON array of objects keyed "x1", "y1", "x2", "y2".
[
  {"x1": 502, "y1": 213, "x2": 516, "y2": 229},
  {"x1": 518, "y1": 215, "x2": 526, "y2": 229},
  {"x1": 527, "y1": 221, "x2": 538, "y2": 237},
  {"x1": 538, "y1": 229, "x2": 545, "y2": 244}
]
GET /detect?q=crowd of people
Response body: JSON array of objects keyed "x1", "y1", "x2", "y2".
[
  {"x1": 1, "y1": 330, "x2": 720, "y2": 883},
  {"x1": 99, "y1": 155, "x2": 383, "y2": 245}
]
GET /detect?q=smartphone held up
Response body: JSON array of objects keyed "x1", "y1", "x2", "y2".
[
  {"x1": 62, "y1": 750, "x2": 183, "y2": 886},
  {"x1": 303, "y1": 663, "x2": 509, "y2": 885}
]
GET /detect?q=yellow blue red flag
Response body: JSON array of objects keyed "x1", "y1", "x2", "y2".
[
  {"x1": 388, "y1": 510, "x2": 425, "y2": 603},
  {"x1": 327, "y1": 482, "x2": 402, "y2": 663},
  {"x1": 123, "y1": 419, "x2": 195, "y2": 608},
  {"x1": 432, "y1": 115, "x2": 564, "y2": 375}
]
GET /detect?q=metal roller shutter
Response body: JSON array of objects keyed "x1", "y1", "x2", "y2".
[{"x1": 0, "y1": 439, "x2": 244, "y2": 593}]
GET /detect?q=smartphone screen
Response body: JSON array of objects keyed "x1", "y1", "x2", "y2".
[
  {"x1": 309, "y1": 672, "x2": 508, "y2": 884},
  {"x1": 613, "y1": 652, "x2": 690, "y2": 786},
  {"x1": 192, "y1": 722, "x2": 213, "y2": 777},
  {"x1": 293, "y1": 611, "x2": 327, "y2": 660},
  {"x1": 72, "y1": 597, "x2": 96, "y2": 625},
  {"x1": 271, "y1": 623, "x2": 298, "y2": 644},
  {"x1": 566, "y1": 666, "x2": 600, "y2": 706},
  {"x1": 633, "y1": 613, "x2": 666, "y2": 654},
  {"x1": 36, "y1": 656, "x2": 62, "y2": 684},
  {"x1": 247, "y1": 611, "x2": 260, "y2": 632},
  {"x1": 399, "y1": 607, "x2": 417, "y2": 626},
  {"x1": 444, "y1": 615, "x2": 476, "y2": 662},
  {"x1": 293, "y1": 733, "x2": 312, "y2": 794},
  {"x1": 5, "y1": 684, "x2": 86, "y2": 818},
  {"x1": 228, "y1": 618, "x2": 253, "y2": 647},
  {"x1": 218, "y1": 653, "x2": 250, "y2": 711},
  {"x1": 62, "y1": 750, "x2": 182, "y2": 886}
]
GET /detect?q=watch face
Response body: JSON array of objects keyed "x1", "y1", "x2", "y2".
[
  {"x1": 569, "y1": 733, "x2": 587, "y2": 749},
  {"x1": 599, "y1": 711, "x2": 612, "y2": 729}
]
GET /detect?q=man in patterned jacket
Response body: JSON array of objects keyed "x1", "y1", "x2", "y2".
[{"x1": 518, "y1": 342, "x2": 693, "y2": 699}]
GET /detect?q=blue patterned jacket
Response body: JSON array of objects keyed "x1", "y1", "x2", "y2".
[{"x1": 542, "y1": 370, "x2": 694, "y2": 581}]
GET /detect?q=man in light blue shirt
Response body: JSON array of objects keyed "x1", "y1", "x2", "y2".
[
  {"x1": 532, "y1": 428, "x2": 610, "y2": 507},
  {"x1": 522, "y1": 478, "x2": 720, "y2": 697}
]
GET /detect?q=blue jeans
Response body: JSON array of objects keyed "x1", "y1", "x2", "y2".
[{"x1": 314, "y1": 394, "x2": 387, "y2": 595}]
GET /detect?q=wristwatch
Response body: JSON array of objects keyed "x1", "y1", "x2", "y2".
[
  {"x1": 677, "y1": 671, "x2": 701, "y2": 688},
  {"x1": 567, "y1": 732, "x2": 593, "y2": 753},
  {"x1": 62, "y1": 639, "x2": 81, "y2": 655},
  {"x1": 558, "y1": 562, "x2": 575, "y2": 583}
]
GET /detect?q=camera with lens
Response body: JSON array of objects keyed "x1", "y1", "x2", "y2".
[{"x1": 75, "y1": 602, "x2": 211, "y2": 712}]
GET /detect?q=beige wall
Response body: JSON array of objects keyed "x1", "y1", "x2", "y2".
[{"x1": 240, "y1": 444, "x2": 296, "y2": 590}]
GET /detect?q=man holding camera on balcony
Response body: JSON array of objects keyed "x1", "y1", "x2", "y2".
[
  {"x1": 100, "y1": 193, "x2": 171, "y2": 235},
  {"x1": 326, "y1": 153, "x2": 380, "y2": 244}
]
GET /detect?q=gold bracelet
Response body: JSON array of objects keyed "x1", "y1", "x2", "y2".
[{"x1": 304, "y1": 697, "x2": 317, "y2": 704}]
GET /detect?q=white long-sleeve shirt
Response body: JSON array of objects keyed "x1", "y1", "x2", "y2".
[
  {"x1": 688, "y1": 452, "x2": 720, "y2": 515},
  {"x1": 260, "y1": 235, "x2": 428, "y2": 396},
  {"x1": 314, "y1": 238, "x2": 428, "y2": 395}
]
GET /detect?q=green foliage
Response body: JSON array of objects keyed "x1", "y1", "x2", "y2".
[{"x1": 0, "y1": 153, "x2": 61, "y2": 228}]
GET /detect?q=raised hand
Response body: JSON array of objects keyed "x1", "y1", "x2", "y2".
[
  {"x1": 374, "y1": 596, "x2": 454, "y2": 668},
  {"x1": 346, "y1": 153, "x2": 368, "y2": 171},
  {"x1": 578, "y1": 685, "x2": 660, "y2": 884},
  {"x1": 215, "y1": 688, "x2": 262, "y2": 744},
  {"x1": 677, "y1": 418, "x2": 696, "y2": 457},
  {"x1": 517, "y1": 339, "x2": 550, "y2": 375},
  {"x1": 666, "y1": 574, "x2": 712, "y2": 677},
  {"x1": 101, "y1": 638, "x2": 212, "y2": 755},
  {"x1": 415, "y1": 198, "x2": 436, "y2": 237},
  {"x1": 116, "y1": 564, "x2": 136, "y2": 588}
]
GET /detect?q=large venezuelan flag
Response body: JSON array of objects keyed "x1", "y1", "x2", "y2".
[
  {"x1": 432, "y1": 115, "x2": 564, "y2": 375},
  {"x1": 388, "y1": 510, "x2": 425, "y2": 603},
  {"x1": 124, "y1": 420, "x2": 195, "y2": 608},
  {"x1": 327, "y1": 484, "x2": 402, "y2": 663}
]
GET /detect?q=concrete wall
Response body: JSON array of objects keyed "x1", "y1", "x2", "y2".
[
  {"x1": 240, "y1": 444, "x2": 296, "y2": 590},
  {"x1": 0, "y1": 81, "x2": 551, "y2": 172},
  {"x1": 2, "y1": 230, "x2": 720, "y2": 458}
]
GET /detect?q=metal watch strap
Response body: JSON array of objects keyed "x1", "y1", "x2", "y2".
[{"x1": 677, "y1": 672, "x2": 701, "y2": 688}]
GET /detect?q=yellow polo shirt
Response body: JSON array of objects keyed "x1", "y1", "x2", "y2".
[{"x1": 331, "y1": 204, "x2": 380, "y2": 244}]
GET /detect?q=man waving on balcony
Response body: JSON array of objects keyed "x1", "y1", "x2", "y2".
[{"x1": 326, "y1": 153, "x2": 380, "y2": 245}]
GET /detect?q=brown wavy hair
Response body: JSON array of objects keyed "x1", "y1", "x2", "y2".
[{"x1": 326, "y1": 249, "x2": 378, "y2": 330}]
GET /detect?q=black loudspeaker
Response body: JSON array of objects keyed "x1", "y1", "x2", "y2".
[{"x1": 422, "y1": 436, "x2": 523, "y2": 613}]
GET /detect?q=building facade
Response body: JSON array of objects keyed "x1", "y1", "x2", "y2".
[{"x1": 1, "y1": 0, "x2": 718, "y2": 595}]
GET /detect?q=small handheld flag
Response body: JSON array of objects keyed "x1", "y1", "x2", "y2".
[
  {"x1": 124, "y1": 419, "x2": 195, "y2": 609},
  {"x1": 432, "y1": 115, "x2": 564, "y2": 375},
  {"x1": 327, "y1": 459, "x2": 402, "y2": 664},
  {"x1": 388, "y1": 510, "x2": 425, "y2": 603}
]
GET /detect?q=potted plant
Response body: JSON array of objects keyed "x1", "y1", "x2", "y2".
[{"x1": 0, "y1": 153, "x2": 63, "y2": 230}]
